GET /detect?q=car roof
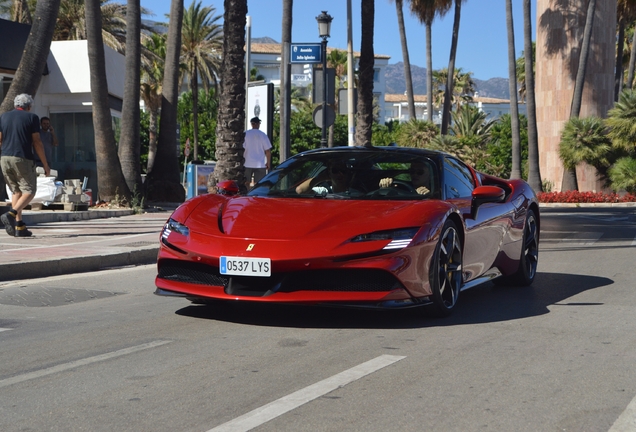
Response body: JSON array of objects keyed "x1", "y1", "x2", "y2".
[{"x1": 294, "y1": 146, "x2": 449, "y2": 159}]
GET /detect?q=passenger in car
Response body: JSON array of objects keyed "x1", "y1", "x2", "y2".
[
  {"x1": 379, "y1": 162, "x2": 432, "y2": 195},
  {"x1": 296, "y1": 161, "x2": 352, "y2": 194}
]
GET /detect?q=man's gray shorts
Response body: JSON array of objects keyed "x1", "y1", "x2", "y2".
[
  {"x1": 245, "y1": 167, "x2": 267, "y2": 185},
  {"x1": 1, "y1": 156, "x2": 37, "y2": 195}
]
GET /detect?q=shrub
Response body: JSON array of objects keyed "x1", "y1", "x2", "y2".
[{"x1": 537, "y1": 190, "x2": 636, "y2": 203}]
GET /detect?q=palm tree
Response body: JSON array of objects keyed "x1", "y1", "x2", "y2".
[
  {"x1": 392, "y1": 0, "x2": 415, "y2": 120},
  {"x1": 608, "y1": 157, "x2": 636, "y2": 192},
  {"x1": 432, "y1": 67, "x2": 474, "y2": 110},
  {"x1": 0, "y1": 0, "x2": 61, "y2": 114},
  {"x1": 145, "y1": 0, "x2": 186, "y2": 202},
  {"x1": 523, "y1": 0, "x2": 542, "y2": 192},
  {"x1": 559, "y1": 116, "x2": 613, "y2": 183},
  {"x1": 394, "y1": 119, "x2": 439, "y2": 148},
  {"x1": 181, "y1": 0, "x2": 223, "y2": 161},
  {"x1": 54, "y1": 0, "x2": 137, "y2": 52},
  {"x1": 211, "y1": 0, "x2": 247, "y2": 190},
  {"x1": 506, "y1": 0, "x2": 522, "y2": 179},
  {"x1": 410, "y1": 0, "x2": 452, "y2": 123},
  {"x1": 562, "y1": 0, "x2": 597, "y2": 191},
  {"x1": 141, "y1": 33, "x2": 166, "y2": 173},
  {"x1": 355, "y1": 0, "x2": 374, "y2": 147},
  {"x1": 85, "y1": 0, "x2": 131, "y2": 202},
  {"x1": 118, "y1": 0, "x2": 142, "y2": 196},
  {"x1": 606, "y1": 89, "x2": 636, "y2": 151},
  {"x1": 515, "y1": 42, "x2": 534, "y2": 102},
  {"x1": 440, "y1": 0, "x2": 465, "y2": 135},
  {"x1": 448, "y1": 105, "x2": 496, "y2": 167},
  {"x1": 327, "y1": 48, "x2": 348, "y2": 147},
  {"x1": 279, "y1": 0, "x2": 293, "y2": 162}
]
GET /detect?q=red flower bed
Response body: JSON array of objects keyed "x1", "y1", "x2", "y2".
[{"x1": 537, "y1": 191, "x2": 636, "y2": 203}]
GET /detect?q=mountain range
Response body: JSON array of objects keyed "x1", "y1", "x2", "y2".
[
  {"x1": 250, "y1": 38, "x2": 512, "y2": 99},
  {"x1": 385, "y1": 62, "x2": 511, "y2": 99}
]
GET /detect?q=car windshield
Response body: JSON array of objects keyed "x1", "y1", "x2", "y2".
[{"x1": 247, "y1": 150, "x2": 439, "y2": 200}]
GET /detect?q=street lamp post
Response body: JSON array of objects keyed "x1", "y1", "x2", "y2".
[{"x1": 316, "y1": 11, "x2": 332, "y2": 148}]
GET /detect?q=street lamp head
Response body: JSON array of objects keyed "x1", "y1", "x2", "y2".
[{"x1": 316, "y1": 11, "x2": 333, "y2": 39}]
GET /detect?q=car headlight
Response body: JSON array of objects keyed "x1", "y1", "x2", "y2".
[
  {"x1": 162, "y1": 218, "x2": 190, "y2": 238},
  {"x1": 350, "y1": 227, "x2": 419, "y2": 250}
]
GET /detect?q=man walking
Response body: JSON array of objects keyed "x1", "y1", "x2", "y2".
[
  {"x1": 0, "y1": 94, "x2": 50, "y2": 237},
  {"x1": 243, "y1": 117, "x2": 271, "y2": 187}
]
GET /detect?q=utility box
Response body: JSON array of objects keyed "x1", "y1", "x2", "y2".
[{"x1": 185, "y1": 161, "x2": 216, "y2": 200}]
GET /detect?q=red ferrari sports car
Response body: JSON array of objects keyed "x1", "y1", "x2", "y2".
[{"x1": 155, "y1": 146, "x2": 539, "y2": 316}]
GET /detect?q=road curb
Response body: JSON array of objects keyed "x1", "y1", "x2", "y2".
[
  {"x1": 21, "y1": 209, "x2": 135, "y2": 225},
  {"x1": 0, "y1": 247, "x2": 158, "y2": 282}
]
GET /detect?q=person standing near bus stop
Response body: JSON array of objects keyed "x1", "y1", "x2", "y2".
[
  {"x1": 243, "y1": 117, "x2": 271, "y2": 187},
  {"x1": 0, "y1": 94, "x2": 50, "y2": 237}
]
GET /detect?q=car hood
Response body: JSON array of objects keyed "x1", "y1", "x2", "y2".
[{"x1": 184, "y1": 195, "x2": 449, "y2": 240}]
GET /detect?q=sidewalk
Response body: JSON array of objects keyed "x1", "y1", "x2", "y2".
[{"x1": 0, "y1": 206, "x2": 173, "y2": 282}]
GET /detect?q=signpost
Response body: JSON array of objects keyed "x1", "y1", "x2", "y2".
[{"x1": 290, "y1": 43, "x2": 322, "y2": 64}]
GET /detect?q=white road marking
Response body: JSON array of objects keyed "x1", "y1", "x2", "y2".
[
  {"x1": 0, "y1": 340, "x2": 171, "y2": 389},
  {"x1": 208, "y1": 354, "x2": 406, "y2": 432},
  {"x1": 609, "y1": 392, "x2": 636, "y2": 432},
  {"x1": 0, "y1": 328, "x2": 12, "y2": 332}
]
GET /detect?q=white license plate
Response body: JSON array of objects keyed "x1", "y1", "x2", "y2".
[{"x1": 220, "y1": 256, "x2": 271, "y2": 277}]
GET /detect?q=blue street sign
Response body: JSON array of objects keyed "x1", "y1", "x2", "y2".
[{"x1": 290, "y1": 43, "x2": 322, "y2": 64}]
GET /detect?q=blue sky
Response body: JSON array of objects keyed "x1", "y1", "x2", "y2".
[{"x1": 140, "y1": 0, "x2": 537, "y2": 81}]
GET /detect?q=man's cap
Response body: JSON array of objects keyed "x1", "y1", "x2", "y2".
[{"x1": 250, "y1": 117, "x2": 261, "y2": 123}]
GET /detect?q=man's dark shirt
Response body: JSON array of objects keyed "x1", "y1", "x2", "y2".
[{"x1": 0, "y1": 108, "x2": 40, "y2": 160}]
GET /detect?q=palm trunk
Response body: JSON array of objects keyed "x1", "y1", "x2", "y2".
[
  {"x1": 562, "y1": 0, "x2": 596, "y2": 192},
  {"x1": 506, "y1": 0, "x2": 522, "y2": 179},
  {"x1": 395, "y1": 0, "x2": 415, "y2": 120},
  {"x1": 524, "y1": 0, "x2": 542, "y2": 192},
  {"x1": 426, "y1": 21, "x2": 433, "y2": 123},
  {"x1": 212, "y1": 0, "x2": 248, "y2": 189},
  {"x1": 627, "y1": 26, "x2": 636, "y2": 89},
  {"x1": 146, "y1": 109, "x2": 159, "y2": 172},
  {"x1": 441, "y1": 0, "x2": 462, "y2": 135},
  {"x1": 145, "y1": 0, "x2": 185, "y2": 202},
  {"x1": 85, "y1": 0, "x2": 131, "y2": 202},
  {"x1": 118, "y1": 0, "x2": 142, "y2": 196},
  {"x1": 355, "y1": 0, "x2": 375, "y2": 147},
  {"x1": 615, "y1": 18, "x2": 625, "y2": 100},
  {"x1": 279, "y1": 0, "x2": 292, "y2": 161},
  {"x1": 0, "y1": 0, "x2": 61, "y2": 114},
  {"x1": 192, "y1": 64, "x2": 200, "y2": 161}
]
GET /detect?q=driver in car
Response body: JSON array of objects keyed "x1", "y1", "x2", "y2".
[{"x1": 379, "y1": 162, "x2": 431, "y2": 195}]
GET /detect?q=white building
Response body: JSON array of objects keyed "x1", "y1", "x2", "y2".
[{"x1": 384, "y1": 93, "x2": 527, "y2": 124}]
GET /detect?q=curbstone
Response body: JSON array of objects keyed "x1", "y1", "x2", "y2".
[{"x1": 0, "y1": 247, "x2": 158, "y2": 282}]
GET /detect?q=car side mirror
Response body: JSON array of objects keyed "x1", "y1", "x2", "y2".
[
  {"x1": 217, "y1": 180, "x2": 240, "y2": 196},
  {"x1": 471, "y1": 185, "x2": 506, "y2": 219}
]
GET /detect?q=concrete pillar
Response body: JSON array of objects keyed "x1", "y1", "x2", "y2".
[{"x1": 536, "y1": 0, "x2": 617, "y2": 192}]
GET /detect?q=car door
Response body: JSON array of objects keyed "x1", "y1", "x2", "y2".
[{"x1": 443, "y1": 157, "x2": 508, "y2": 282}]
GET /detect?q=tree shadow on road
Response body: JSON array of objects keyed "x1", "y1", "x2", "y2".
[{"x1": 174, "y1": 272, "x2": 613, "y2": 329}]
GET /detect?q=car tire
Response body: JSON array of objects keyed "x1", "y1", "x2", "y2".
[
  {"x1": 494, "y1": 209, "x2": 539, "y2": 287},
  {"x1": 428, "y1": 219, "x2": 463, "y2": 317}
]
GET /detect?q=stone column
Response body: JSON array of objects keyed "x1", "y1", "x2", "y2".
[{"x1": 536, "y1": 0, "x2": 617, "y2": 192}]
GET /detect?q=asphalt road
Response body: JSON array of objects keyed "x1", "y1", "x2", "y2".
[{"x1": 1, "y1": 208, "x2": 636, "y2": 432}]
